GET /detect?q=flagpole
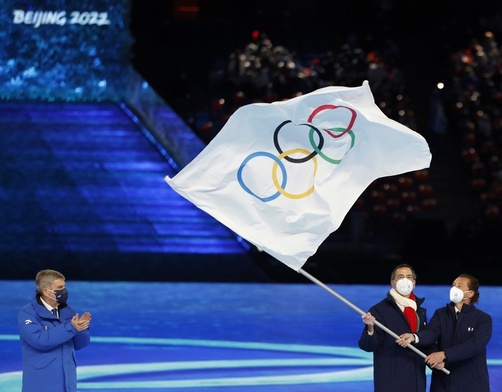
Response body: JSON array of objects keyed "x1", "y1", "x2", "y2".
[{"x1": 298, "y1": 268, "x2": 450, "y2": 375}]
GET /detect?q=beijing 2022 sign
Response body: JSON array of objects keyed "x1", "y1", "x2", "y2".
[
  {"x1": 0, "y1": 0, "x2": 133, "y2": 101},
  {"x1": 12, "y1": 9, "x2": 112, "y2": 27}
]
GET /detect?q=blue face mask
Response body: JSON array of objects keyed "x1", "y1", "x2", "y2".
[{"x1": 49, "y1": 288, "x2": 68, "y2": 304}]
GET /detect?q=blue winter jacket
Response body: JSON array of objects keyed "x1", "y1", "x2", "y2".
[
  {"x1": 18, "y1": 293, "x2": 91, "y2": 392},
  {"x1": 415, "y1": 302, "x2": 492, "y2": 392},
  {"x1": 358, "y1": 292, "x2": 434, "y2": 392}
]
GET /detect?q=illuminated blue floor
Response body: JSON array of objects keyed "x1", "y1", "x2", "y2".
[{"x1": 1, "y1": 280, "x2": 501, "y2": 391}]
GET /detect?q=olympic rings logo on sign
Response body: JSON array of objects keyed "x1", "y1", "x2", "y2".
[{"x1": 237, "y1": 104, "x2": 357, "y2": 201}]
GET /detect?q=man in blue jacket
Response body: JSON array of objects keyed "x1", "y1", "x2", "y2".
[
  {"x1": 398, "y1": 273, "x2": 492, "y2": 391},
  {"x1": 18, "y1": 269, "x2": 91, "y2": 392},
  {"x1": 359, "y1": 263, "x2": 434, "y2": 392}
]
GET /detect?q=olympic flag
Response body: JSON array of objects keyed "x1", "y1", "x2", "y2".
[{"x1": 165, "y1": 81, "x2": 431, "y2": 271}]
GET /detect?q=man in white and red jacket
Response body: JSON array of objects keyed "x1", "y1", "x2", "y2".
[{"x1": 359, "y1": 264, "x2": 435, "y2": 392}]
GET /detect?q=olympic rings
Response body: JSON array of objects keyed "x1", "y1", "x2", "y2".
[
  {"x1": 274, "y1": 120, "x2": 323, "y2": 163},
  {"x1": 273, "y1": 148, "x2": 318, "y2": 199},
  {"x1": 237, "y1": 151, "x2": 286, "y2": 202},
  {"x1": 308, "y1": 104, "x2": 356, "y2": 138},
  {"x1": 310, "y1": 127, "x2": 355, "y2": 164},
  {"x1": 238, "y1": 104, "x2": 358, "y2": 201}
]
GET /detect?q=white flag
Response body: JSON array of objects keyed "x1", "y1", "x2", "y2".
[{"x1": 165, "y1": 81, "x2": 431, "y2": 271}]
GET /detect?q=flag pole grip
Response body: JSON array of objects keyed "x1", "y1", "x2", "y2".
[{"x1": 298, "y1": 268, "x2": 450, "y2": 375}]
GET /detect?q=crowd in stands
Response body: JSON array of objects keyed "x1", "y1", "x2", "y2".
[{"x1": 441, "y1": 31, "x2": 502, "y2": 262}]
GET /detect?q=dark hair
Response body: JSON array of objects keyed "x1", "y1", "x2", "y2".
[
  {"x1": 391, "y1": 264, "x2": 417, "y2": 281},
  {"x1": 458, "y1": 273, "x2": 480, "y2": 304}
]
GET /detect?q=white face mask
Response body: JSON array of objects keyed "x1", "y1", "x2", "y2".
[
  {"x1": 395, "y1": 278, "x2": 413, "y2": 296},
  {"x1": 449, "y1": 286, "x2": 469, "y2": 304}
]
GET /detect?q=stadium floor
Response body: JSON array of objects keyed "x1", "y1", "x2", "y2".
[{"x1": 1, "y1": 279, "x2": 501, "y2": 391}]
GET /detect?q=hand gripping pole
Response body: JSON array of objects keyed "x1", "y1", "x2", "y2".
[{"x1": 298, "y1": 268, "x2": 450, "y2": 375}]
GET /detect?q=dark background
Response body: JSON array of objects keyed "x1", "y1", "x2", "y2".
[{"x1": 128, "y1": 0, "x2": 501, "y2": 127}]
